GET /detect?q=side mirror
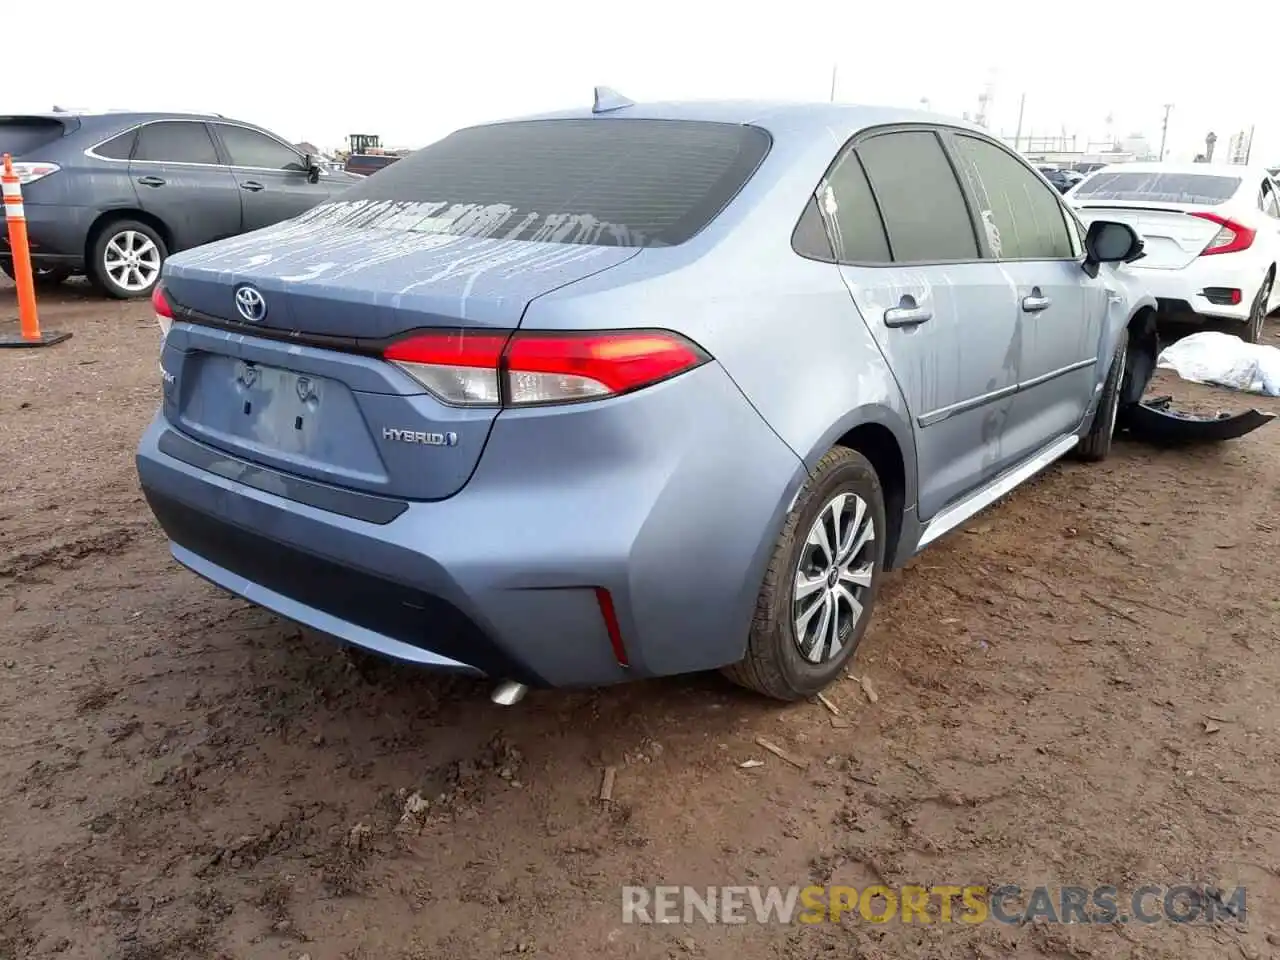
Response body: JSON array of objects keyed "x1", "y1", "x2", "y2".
[
  {"x1": 1082, "y1": 220, "x2": 1144, "y2": 278},
  {"x1": 304, "y1": 153, "x2": 321, "y2": 184}
]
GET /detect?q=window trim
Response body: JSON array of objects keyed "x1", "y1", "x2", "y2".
[
  {"x1": 84, "y1": 117, "x2": 306, "y2": 173},
  {"x1": 791, "y1": 148, "x2": 892, "y2": 264},
  {"x1": 208, "y1": 121, "x2": 308, "y2": 174},
  {"x1": 90, "y1": 126, "x2": 137, "y2": 162},
  {"x1": 791, "y1": 122, "x2": 987, "y2": 268},
  {"x1": 85, "y1": 118, "x2": 218, "y2": 166},
  {"x1": 131, "y1": 119, "x2": 221, "y2": 167},
  {"x1": 941, "y1": 129, "x2": 1083, "y2": 265}
]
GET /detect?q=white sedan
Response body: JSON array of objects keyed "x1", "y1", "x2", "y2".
[{"x1": 1066, "y1": 163, "x2": 1280, "y2": 342}]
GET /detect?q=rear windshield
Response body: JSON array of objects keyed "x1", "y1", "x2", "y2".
[
  {"x1": 0, "y1": 118, "x2": 67, "y2": 156},
  {"x1": 303, "y1": 119, "x2": 771, "y2": 247},
  {"x1": 1072, "y1": 171, "x2": 1240, "y2": 206}
]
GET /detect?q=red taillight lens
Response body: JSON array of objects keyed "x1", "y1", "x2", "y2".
[
  {"x1": 152, "y1": 284, "x2": 173, "y2": 319},
  {"x1": 152, "y1": 283, "x2": 173, "y2": 339},
  {"x1": 504, "y1": 331, "x2": 708, "y2": 405},
  {"x1": 384, "y1": 329, "x2": 709, "y2": 408},
  {"x1": 1189, "y1": 212, "x2": 1256, "y2": 256}
]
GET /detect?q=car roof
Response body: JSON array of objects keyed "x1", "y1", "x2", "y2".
[
  {"x1": 487, "y1": 98, "x2": 993, "y2": 142},
  {"x1": 2, "y1": 110, "x2": 227, "y2": 122}
]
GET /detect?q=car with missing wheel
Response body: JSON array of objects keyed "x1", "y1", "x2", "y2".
[
  {"x1": 1067, "y1": 163, "x2": 1280, "y2": 342},
  {"x1": 0, "y1": 111, "x2": 357, "y2": 298},
  {"x1": 134, "y1": 93, "x2": 1274, "y2": 702}
]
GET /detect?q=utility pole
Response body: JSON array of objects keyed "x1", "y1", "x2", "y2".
[
  {"x1": 1244, "y1": 123, "x2": 1256, "y2": 164},
  {"x1": 829, "y1": 64, "x2": 838, "y2": 103},
  {"x1": 1159, "y1": 103, "x2": 1173, "y2": 160},
  {"x1": 1013, "y1": 92, "x2": 1026, "y2": 152}
]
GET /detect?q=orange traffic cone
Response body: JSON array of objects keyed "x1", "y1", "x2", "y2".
[{"x1": 0, "y1": 152, "x2": 70, "y2": 348}]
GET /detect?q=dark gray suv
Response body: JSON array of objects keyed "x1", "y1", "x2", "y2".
[{"x1": 0, "y1": 111, "x2": 359, "y2": 298}]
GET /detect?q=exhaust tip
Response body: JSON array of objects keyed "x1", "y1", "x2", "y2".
[{"x1": 490, "y1": 680, "x2": 528, "y2": 706}]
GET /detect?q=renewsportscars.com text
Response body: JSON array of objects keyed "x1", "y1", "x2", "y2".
[{"x1": 621, "y1": 884, "x2": 1247, "y2": 925}]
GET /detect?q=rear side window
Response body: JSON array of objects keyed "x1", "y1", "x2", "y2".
[
  {"x1": 856, "y1": 131, "x2": 978, "y2": 262},
  {"x1": 0, "y1": 118, "x2": 66, "y2": 156},
  {"x1": 951, "y1": 134, "x2": 1074, "y2": 260},
  {"x1": 814, "y1": 149, "x2": 891, "y2": 263},
  {"x1": 307, "y1": 119, "x2": 771, "y2": 247},
  {"x1": 215, "y1": 124, "x2": 305, "y2": 171},
  {"x1": 95, "y1": 129, "x2": 137, "y2": 160},
  {"x1": 134, "y1": 121, "x2": 219, "y2": 165},
  {"x1": 1073, "y1": 171, "x2": 1240, "y2": 206}
]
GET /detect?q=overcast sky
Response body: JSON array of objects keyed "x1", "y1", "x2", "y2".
[{"x1": 18, "y1": 1, "x2": 1275, "y2": 164}]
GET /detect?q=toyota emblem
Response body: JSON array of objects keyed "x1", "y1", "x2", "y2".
[{"x1": 234, "y1": 285, "x2": 267, "y2": 322}]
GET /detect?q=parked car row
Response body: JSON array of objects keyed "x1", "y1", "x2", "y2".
[
  {"x1": 1036, "y1": 164, "x2": 1085, "y2": 193},
  {"x1": 0, "y1": 111, "x2": 360, "y2": 298},
  {"x1": 1065, "y1": 162, "x2": 1280, "y2": 342},
  {"x1": 133, "y1": 93, "x2": 1274, "y2": 705}
]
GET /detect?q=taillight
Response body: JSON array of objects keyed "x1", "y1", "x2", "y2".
[
  {"x1": 152, "y1": 283, "x2": 173, "y2": 339},
  {"x1": 9, "y1": 162, "x2": 60, "y2": 185},
  {"x1": 383, "y1": 329, "x2": 710, "y2": 408},
  {"x1": 1189, "y1": 212, "x2": 1256, "y2": 256},
  {"x1": 383, "y1": 331, "x2": 506, "y2": 406},
  {"x1": 504, "y1": 331, "x2": 709, "y2": 405}
]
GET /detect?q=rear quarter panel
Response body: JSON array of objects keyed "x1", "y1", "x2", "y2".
[{"x1": 22, "y1": 146, "x2": 139, "y2": 213}]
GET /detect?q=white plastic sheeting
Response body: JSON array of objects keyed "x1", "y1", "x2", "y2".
[{"x1": 1156, "y1": 331, "x2": 1280, "y2": 397}]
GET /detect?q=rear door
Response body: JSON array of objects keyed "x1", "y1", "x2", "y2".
[
  {"x1": 129, "y1": 120, "x2": 242, "y2": 251},
  {"x1": 947, "y1": 132, "x2": 1101, "y2": 452},
  {"x1": 210, "y1": 122, "x2": 332, "y2": 231},
  {"x1": 825, "y1": 127, "x2": 1022, "y2": 520}
]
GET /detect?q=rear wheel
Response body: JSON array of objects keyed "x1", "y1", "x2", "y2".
[
  {"x1": 1243, "y1": 271, "x2": 1273, "y2": 344},
  {"x1": 88, "y1": 220, "x2": 166, "y2": 300},
  {"x1": 0, "y1": 260, "x2": 72, "y2": 288},
  {"x1": 722, "y1": 447, "x2": 886, "y2": 701}
]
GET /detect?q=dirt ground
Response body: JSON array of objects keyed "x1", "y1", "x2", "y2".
[{"x1": 2, "y1": 283, "x2": 1280, "y2": 960}]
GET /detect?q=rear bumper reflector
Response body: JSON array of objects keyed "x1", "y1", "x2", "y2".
[{"x1": 595, "y1": 587, "x2": 630, "y2": 667}]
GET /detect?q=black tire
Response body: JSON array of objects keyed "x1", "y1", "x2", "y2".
[
  {"x1": 1075, "y1": 333, "x2": 1128, "y2": 462},
  {"x1": 1243, "y1": 271, "x2": 1273, "y2": 344},
  {"x1": 722, "y1": 446, "x2": 887, "y2": 701},
  {"x1": 87, "y1": 219, "x2": 167, "y2": 300},
  {"x1": 0, "y1": 260, "x2": 72, "y2": 288}
]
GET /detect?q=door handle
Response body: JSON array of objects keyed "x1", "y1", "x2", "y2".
[
  {"x1": 240, "y1": 181, "x2": 265, "y2": 192},
  {"x1": 884, "y1": 304, "x2": 932, "y2": 327},
  {"x1": 1022, "y1": 291, "x2": 1052, "y2": 312},
  {"x1": 136, "y1": 176, "x2": 166, "y2": 187}
]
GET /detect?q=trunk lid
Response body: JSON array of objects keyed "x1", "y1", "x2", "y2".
[
  {"x1": 160, "y1": 219, "x2": 640, "y2": 502},
  {"x1": 162, "y1": 216, "x2": 639, "y2": 338},
  {"x1": 1071, "y1": 202, "x2": 1222, "y2": 270}
]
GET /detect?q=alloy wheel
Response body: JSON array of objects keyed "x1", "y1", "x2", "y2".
[
  {"x1": 103, "y1": 230, "x2": 161, "y2": 293},
  {"x1": 792, "y1": 491, "x2": 876, "y2": 664}
]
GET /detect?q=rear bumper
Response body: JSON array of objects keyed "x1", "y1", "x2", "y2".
[
  {"x1": 0, "y1": 203, "x2": 96, "y2": 268},
  {"x1": 1130, "y1": 256, "x2": 1267, "y2": 323},
  {"x1": 135, "y1": 362, "x2": 806, "y2": 688}
]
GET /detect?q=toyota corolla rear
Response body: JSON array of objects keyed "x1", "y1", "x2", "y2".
[
  {"x1": 135, "y1": 115, "x2": 805, "y2": 688},
  {"x1": 1069, "y1": 167, "x2": 1272, "y2": 327}
]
